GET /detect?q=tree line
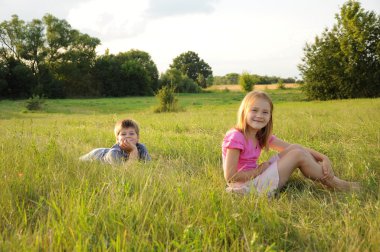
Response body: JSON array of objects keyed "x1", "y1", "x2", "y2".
[
  {"x1": 1, "y1": 0, "x2": 379, "y2": 100},
  {"x1": 0, "y1": 14, "x2": 213, "y2": 98},
  {"x1": 213, "y1": 73, "x2": 300, "y2": 85}
]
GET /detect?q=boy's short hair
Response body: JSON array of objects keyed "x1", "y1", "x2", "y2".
[{"x1": 114, "y1": 119, "x2": 140, "y2": 139}]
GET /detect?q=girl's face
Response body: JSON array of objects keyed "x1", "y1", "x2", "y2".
[
  {"x1": 246, "y1": 98, "x2": 271, "y2": 131},
  {"x1": 117, "y1": 127, "x2": 139, "y2": 145}
]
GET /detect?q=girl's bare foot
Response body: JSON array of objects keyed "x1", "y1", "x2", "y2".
[
  {"x1": 347, "y1": 181, "x2": 361, "y2": 192},
  {"x1": 324, "y1": 177, "x2": 361, "y2": 192}
]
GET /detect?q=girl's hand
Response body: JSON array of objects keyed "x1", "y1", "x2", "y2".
[
  {"x1": 257, "y1": 162, "x2": 270, "y2": 175},
  {"x1": 321, "y1": 157, "x2": 334, "y2": 181}
]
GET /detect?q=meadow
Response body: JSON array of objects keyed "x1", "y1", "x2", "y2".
[{"x1": 0, "y1": 89, "x2": 379, "y2": 251}]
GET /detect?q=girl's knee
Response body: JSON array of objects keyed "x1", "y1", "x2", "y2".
[
  {"x1": 287, "y1": 148, "x2": 308, "y2": 165},
  {"x1": 288, "y1": 144, "x2": 305, "y2": 152}
]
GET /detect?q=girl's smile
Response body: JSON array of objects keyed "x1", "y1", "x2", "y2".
[{"x1": 246, "y1": 98, "x2": 271, "y2": 131}]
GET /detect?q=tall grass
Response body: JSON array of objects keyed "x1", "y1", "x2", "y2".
[{"x1": 0, "y1": 90, "x2": 379, "y2": 251}]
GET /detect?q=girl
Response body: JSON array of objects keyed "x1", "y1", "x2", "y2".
[{"x1": 222, "y1": 91, "x2": 360, "y2": 195}]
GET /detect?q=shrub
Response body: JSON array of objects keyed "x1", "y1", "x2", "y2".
[
  {"x1": 154, "y1": 86, "x2": 179, "y2": 113},
  {"x1": 239, "y1": 72, "x2": 256, "y2": 92},
  {"x1": 25, "y1": 95, "x2": 46, "y2": 111},
  {"x1": 277, "y1": 79, "x2": 286, "y2": 89}
]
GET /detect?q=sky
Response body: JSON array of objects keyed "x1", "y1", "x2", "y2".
[{"x1": 1, "y1": 0, "x2": 379, "y2": 78}]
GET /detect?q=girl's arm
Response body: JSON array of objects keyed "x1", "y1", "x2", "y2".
[
  {"x1": 303, "y1": 147, "x2": 334, "y2": 180},
  {"x1": 224, "y1": 148, "x2": 269, "y2": 183},
  {"x1": 269, "y1": 137, "x2": 291, "y2": 152},
  {"x1": 270, "y1": 137, "x2": 334, "y2": 180},
  {"x1": 270, "y1": 137, "x2": 327, "y2": 161},
  {"x1": 304, "y1": 147, "x2": 327, "y2": 162}
]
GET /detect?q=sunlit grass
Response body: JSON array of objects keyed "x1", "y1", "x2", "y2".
[{"x1": 0, "y1": 90, "x2": 379, "y2": 251}]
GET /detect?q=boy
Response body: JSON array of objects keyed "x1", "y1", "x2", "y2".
[{"x1": 79, "y1": 119, "x2": 151, "y2": 164}]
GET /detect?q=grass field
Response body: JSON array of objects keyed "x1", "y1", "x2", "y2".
[{"x1": 1, "y1": 89, "x2": 379, "y2": 251}]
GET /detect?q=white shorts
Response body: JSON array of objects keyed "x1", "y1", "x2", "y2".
[{"x1": 226, "y1": 155, "x2": 280, "y2": 196}]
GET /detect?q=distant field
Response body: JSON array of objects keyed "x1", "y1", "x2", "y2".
[
  {"x1": 0, "y1": 89, "x2": 379, "y2": 251},
  {"x1": 206, "y1": 83, "x2": 300, "y2": 91}
]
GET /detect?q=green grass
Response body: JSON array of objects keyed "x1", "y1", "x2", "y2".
[{"x1": 1, "y1": 89, "x2": 379, "y2": 251}]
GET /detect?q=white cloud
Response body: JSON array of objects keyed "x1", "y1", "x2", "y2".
[
  {"x1": 145, "y1": 0, "x2": 220, "y2": 17},
  {"x1": 66, "y1": 0, "x2": 221, "y2": 40},
  {"x1": 67, "y1": 0, "x2": 149, "y2": 39},
  {"x1": 0, "y1": 0, "x2": 91, "y2": 21}
]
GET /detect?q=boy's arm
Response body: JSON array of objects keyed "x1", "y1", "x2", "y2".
[
  {"x1": 104, "y1": 149, "x2": 125, "y2": 165},
  {"x1": 119, "y1": 139, "x2": 139, "y2": 161},
  {"x1": 137, "y1": 143, "x2": 151, "y2": 161},
  {"x1": 127, "y1": 148, "x2": 139, "y2": 160}
]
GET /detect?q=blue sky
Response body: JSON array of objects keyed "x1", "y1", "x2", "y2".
[{"x1": 1, "y1": 0, "x2": 379, "y2": 78}]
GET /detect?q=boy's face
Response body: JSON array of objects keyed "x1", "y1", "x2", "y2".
[{"x1": 117, "y1": 127, "x2": 139, "y2": 145}]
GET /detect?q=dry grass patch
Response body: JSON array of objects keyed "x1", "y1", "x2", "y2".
[{"x1": 206, "y1": 83, "x2": 300, "y2": 92}]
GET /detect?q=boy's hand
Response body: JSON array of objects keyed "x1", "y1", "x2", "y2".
[{"x1": 119, "y1": 139, "x2": 138, "y2": 153}]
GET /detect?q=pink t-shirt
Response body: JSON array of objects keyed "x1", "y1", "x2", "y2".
[{"x1": 222, "y1": 128, "x2": 276, "y2": 171}]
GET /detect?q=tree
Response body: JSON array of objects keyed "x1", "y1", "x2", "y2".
[
  {"x1": 92, "y1": 54, "x2": 122, "y2": 97},
  {"x1": 0, "y1": 14, "x2": 100, "y2": 98},
  {"x1": 159, "y1": 68, "x2": 200, "y2": 93},
  {"x1": 21, "y1": 19, "x2": 45, "y2": 84},
  {"x1": 121, "y1": 60, "x2": 150, "y2": 96},
  {"x1": 42, "y1": 14, "x2": 100, "y2": 97},
  {"x1": 93, "y1": 50, "x2": 159, "y2": 96},
  {"x1": 0, "y1": 61, "x2": 7, "y2": 94},
  {"x1": 299, "y1": 0, "x2": 380, "y2": 100},
  {"x1": 0, "y1": 57, "x2": 35, "y2": 98},
  {"x1": 118, "y1": 50, "x2": 159, "y2": 93},
  {"x1": 225, "y1": 73, "x2": 239, "y2": 84},
  {"x1": 0, "y1": 15, "x2": 25, "y2": 62},
  {"x1": 170, "y1": 51, "x2": 213, "y2": 88}
]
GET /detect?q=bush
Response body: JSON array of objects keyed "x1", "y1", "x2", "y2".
[
  {"x1": 154, "y1": 86, "x2": 179, "y2": 113},
  {"x1": 25, "y1": 95, "x2": 46, "y2": 111},
  {"x1": 277, "y1": 79, "x2": 286, "y2": 89},
  {"x1": 179, "y1": 78, "x2": 201, "y2": 93},
  {"x1": 159, "y1": 69, "x2": 201, "y2": 93},
  {"x1": 239, "y1": 72, "x2": 256, "y2": 92}
]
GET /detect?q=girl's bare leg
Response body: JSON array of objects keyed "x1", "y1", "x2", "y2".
[{"x1": 276, "y1": 145, "x2": 360, "y2": 191}]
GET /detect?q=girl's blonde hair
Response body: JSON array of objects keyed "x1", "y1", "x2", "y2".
[{"x1": 235, "y1": 91, "x2": 273, "y2": 150}]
